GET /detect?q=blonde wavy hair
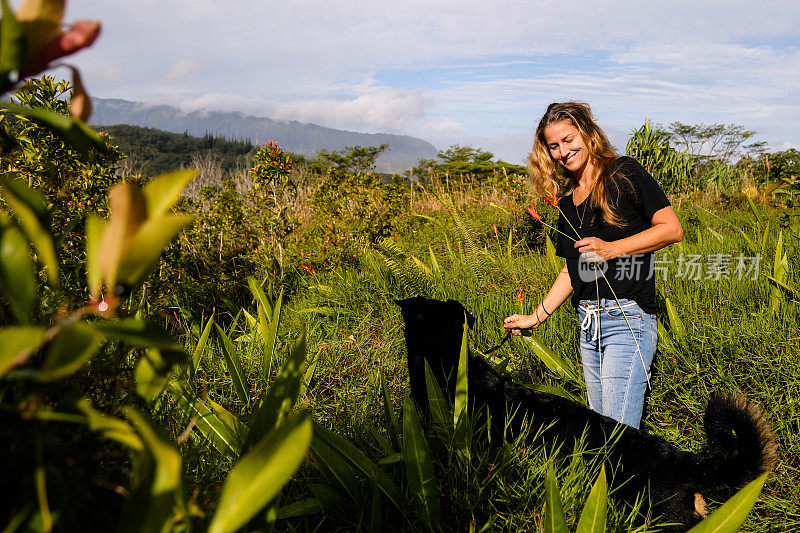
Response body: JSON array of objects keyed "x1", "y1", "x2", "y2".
[{"x1": 528, "y1": 101, "x2": 627, "y2": 227}]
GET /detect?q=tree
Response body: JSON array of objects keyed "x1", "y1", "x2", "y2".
[
  {"x1": 667, "y1": 122, "x2": 757, "y2": 163},
  {"x1": 311, "y1": 144, "x2": 389, "y2": 176}
]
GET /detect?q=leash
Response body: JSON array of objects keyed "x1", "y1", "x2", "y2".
[{"x1": 481, "y1": 329, "x2": 511, "y2": 354}]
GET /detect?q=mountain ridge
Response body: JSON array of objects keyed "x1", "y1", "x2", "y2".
[{"x1": 90, "y1": 97, "x2": 438, "y2": 172}]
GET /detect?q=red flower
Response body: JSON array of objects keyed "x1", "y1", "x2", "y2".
[
  {"x1": 526, "y1": 204, "x2": 542, "y2": 222},
  {"x1": 301, "y1": 263, "x2": 315, "y2": 274},
  {"x1": 544, "y1": 190, "x2": 559, "y2": 208},
  {"x1": 516, "y1": 287, "x2": 524, "y2": 302}
]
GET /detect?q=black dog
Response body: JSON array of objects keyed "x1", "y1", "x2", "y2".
[{"x1": 397, "y1": 297, "x2": 777, "y2": 530}]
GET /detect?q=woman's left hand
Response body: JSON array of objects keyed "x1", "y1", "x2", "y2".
[{"x1": 574, "y1": 237, "x2": 619, "y2": 261}]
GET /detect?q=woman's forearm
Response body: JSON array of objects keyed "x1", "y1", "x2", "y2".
[
  {"x1": 611, "y1": 223, "x2": 681, "y2": 258},
  {"x1": 536, "y1": 264, "x2": 573, "y2": 318}
]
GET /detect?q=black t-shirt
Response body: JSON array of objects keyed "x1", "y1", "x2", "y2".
[{"x1": 554, "y1": 156, "x2": 671, "y2": 314}]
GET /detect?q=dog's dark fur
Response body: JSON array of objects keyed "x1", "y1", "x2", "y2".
[{"x1": 397, "y1": 297, "x2": 777, "y2": 531}]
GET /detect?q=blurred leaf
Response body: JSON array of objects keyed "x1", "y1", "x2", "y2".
[
  {"x1": 0, "y1": 326, "x2": 46, "y2": 378},
  {"x1": 686, "y1": 472, "x2": 769, "y2": 533},
  {"x1": 245, "y1": 326, "x2": 306, "y2": 452},
  {"x1": 216, "y1": 324, "x2": 249, "y2": 404},
  {"x1": 523, "y1": 384, "x2": 582, "y2": 405},
  {"x1": 67, "y1": 66, "x2": 91, "y2": 121},
  {"x1": 15, "y1": 0, "x2": 64, "y2": 66},
  {"x1": 93, "y1": 319, "x2": 182, "y2": 351},
  {"x1": 769, "y1": 230, "x2": 788, "y2": 314},
  {"x1": 665, "y1": 297, "x2": 685, "y2": 338},
  {"x1": 767, "y1": 276, "x2": 799, "y2": 299},
  {"x1": 521, "y1": 334, "x2": 581, "y2": 385},
  {"x1": 312, "y1": 422, "x2": 402, "y2": 512},
  {"x1": 299, "y1": 353, "x2": 317, "y2": 399},
  {"x1": 121, "y1": 407, "x2": 184, "y2": 533},
  {"x1": 0, "y1": 0, "x2": 25, "y2": 78},
  {"x1": 402, "y1": 397, "x2": 441, "y2": 528},
  {"x1": 142, "y1": 169, "x2": 197, "y2": 219},
  {"x1": 85, "y1": 214, "x2": 105, "y2": 299},
  {"x1": 0, "y1": 222, "x2": 36, "y2": 322},
  {"x1": 99, "y1": 182, "x2": 147, "y2": 290},
  {"x1": 428, "y1": 245, "x2": 441, "y2": 274},
  {"x1": 117, "y1": 214, "x2": 195, "y2": 286},
  {"x1": 5, "y1": 103, "x2": 104, "y2": 155},
  {"x1": 135, "y1": 348, "x2": 172, "y2": 403},
  {"x1": 209, "y1": 411, "x2": 312, "y2": 533},
  {"x1": 423, "y1": 359, "x2": 448, "y2": 429},
  {"x1": 35, "y1": 321, "x2": 103, "y2": 381},
  {"x1": 168, "y1": 382, "x2": 239, "y2": 458},
  {"x1": 544, "y1": 466, "x2": 568, "y2": 533},
  {"x1": 0, "y1": 174, "x2": 58, "y2": 286},
  {"x1": 75, "y1": 398, "x2": 142, "y2": 451},
  {"x1": 657, "y1": 318, "x2": 676, "y2": 353},
  {"x1": 576, "y1": 466, "x2": 607, "y2": 533}
]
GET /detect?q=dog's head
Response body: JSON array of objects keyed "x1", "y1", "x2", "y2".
[{"x1": 396, "y1": 297, "x2": 475, "y2": 398}]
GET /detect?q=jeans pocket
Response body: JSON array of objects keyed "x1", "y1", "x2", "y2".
[{"x1": 603, "y1": 305, "x2": 642, "y2": 320}]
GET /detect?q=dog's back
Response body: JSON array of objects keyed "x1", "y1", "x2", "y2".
[{"x1": 398, "y1": 297, "x2": 777, "y2": 530}]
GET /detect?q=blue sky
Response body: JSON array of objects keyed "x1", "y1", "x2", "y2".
[{"x1": 55, "y1": 0, "x2": 800, "y2": 163}]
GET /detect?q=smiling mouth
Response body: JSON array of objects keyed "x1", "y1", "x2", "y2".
[{"x1": 564, "y1": 152, "x2": 577, "y2": 164}]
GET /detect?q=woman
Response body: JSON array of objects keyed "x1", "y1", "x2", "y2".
[{"x1": 504, "y1": 102, "x2": 683, "y2": 429}]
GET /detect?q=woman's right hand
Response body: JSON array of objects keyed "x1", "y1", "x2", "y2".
[{"x1": 503, "y1": 313, "x2": 544, "y2": 335}]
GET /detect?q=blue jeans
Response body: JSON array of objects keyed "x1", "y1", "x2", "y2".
[{"x1": 576, "y1": 298, "x2": 657, "y2": 429}]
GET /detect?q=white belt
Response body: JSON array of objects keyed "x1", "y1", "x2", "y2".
[{"x1": 580, "y1": 301, "x2": 636, "y2": 341}]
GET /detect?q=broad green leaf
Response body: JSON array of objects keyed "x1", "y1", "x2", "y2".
[
  {"x1": 769, "y1": 230, "x2": 787, "y2": 314},
  {"x1": 657, "y1": 318, "x2": 675, "y2": 353},
  {"x1": 576, "y1": 466, "x2": 607, "y2": 533},
  {"x1": 209, "y1": 411, "x2": 312, "y2": 533},
  {"x1": 5, "y1": 103, "x2": 104, "y2": 155},
  {"x1": 168, "y1": 382, "x2": 239, "y2": 458},
  {"x1": 117, "y1": 214, "x2": 196, "y2": 286},
  {"x1": 745, "y1": 194, "x2": 762, "y2": 226},
  {"x1": 93, "y1": 319, "x2": 183, "y2": 351},
  {"x1": 454, "y1": 312, "x2": 469, "y2": 427},
  {"x1": 35, "y1": 322, "x2": 103, "y2": 381},
  {"x1": 0, "y1": 325, "x2": 46, "y2": 378},
  {"x1": 121, "y1": 407, "x2": 183, "y2": 533},
  {"x1": 299, "y1": 353, "x2": 318, "y2": 399},
  {"x1": 423, "y1": 359, "x2": 448, "y2": 429},
  {"x1": 707, "y1": 227, "x2": 724, "y2": 243},
  {"x1": 247, "y1": 275, "x2": 272, "y2": 318},
  {"x1": 98, "y1": 181, "x2": 147, "y2": 290},
  {"x1": 410, "y1": 254, "x2": 432, "y2": 276},
  {"x1": 687, "y1": 472, "x2": 769, "y2": 533},
  {"x1": 262, "y1": 288, "x2": 283, "y2": 379},
  {"x1": 191, "y1": 316, "x2": 214, "y2": 381},
  {"x1": 15, "y1": 0, "x2": 64, "y2": 65},
  {"x1": 522, "y1": 334, "x2": 581, "y2": 385},
  {"x1": 0, "y1": 222, "x2": 36, "y2": 322},
  {"x1": 245, "y1": 326, "x2": 306, "y2": 452},
  {"x1": 523, "y1": 384, "x2": 582, "y2": 405},
  {"x1": 0, "y1": 0, "x2": 25, "y2": 77},
  {"x1": 308, "y1": 439, "x2": 359, "y2": 503},
  {"x1": 312, "y1": 422, "x2": 403, "y2": 511},
  {"x1": 545, "y1": 235, "x2": 560, "y2": 272},
  {"x1": 402, "y1": 397, "x2": 441, "y2": 528},
  {"x1": 767, "y1": 276, "x2": 799, "y2": 299},
  {"x1": 84, "y1": 214, "x2": 105, "y2": 299},
  {"x1": 0, "y1": 174, "x2": 58, "y2": 286},
  {"x1": 665, "y1": 297, "x2": 685, "y2": 338},
  {"x1": 275, "y1": 498, "x2": 323, "y2": 519},
  {"x1": 544, "y1": 466, "x2": 568, "y2": 533},
  {"x1": 142, "y1": 169, "x2": 197, "y2": 219},
  {"x1": 428, "y1": 245, "x2": 440, "y2": 274},
  {"x1": 135, "y1": 348, "x2": 172, "y2": 403},
  {"x1": 75, "y1": 398, "x2": 142, "y2": 451},
  {"x1": 216, "y1": 324, "x2": 249, "y2": 404},
  {"x1": 380, "y1": 369, "x2": 400, "y2": 451}
]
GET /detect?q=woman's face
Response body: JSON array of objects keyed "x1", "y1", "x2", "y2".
[{"x1": 543, "y1": 121, "x2": 591, "y2": 176}]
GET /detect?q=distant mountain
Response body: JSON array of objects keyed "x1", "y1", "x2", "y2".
[{"x1": 90, "y1": 98, "x2": 438, "y2": 173}]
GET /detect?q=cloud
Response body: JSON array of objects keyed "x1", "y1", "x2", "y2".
[
  {"x1": 179, "y1": 89, "x2": 431, "y2": 133},
  {"x1": 163, "y1": 59, "x2": 204, "y2": 82}
]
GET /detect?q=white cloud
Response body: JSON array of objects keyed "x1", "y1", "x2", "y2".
[{"x1": 163, "y1": 59, "x2": 203, "y2": 82}]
